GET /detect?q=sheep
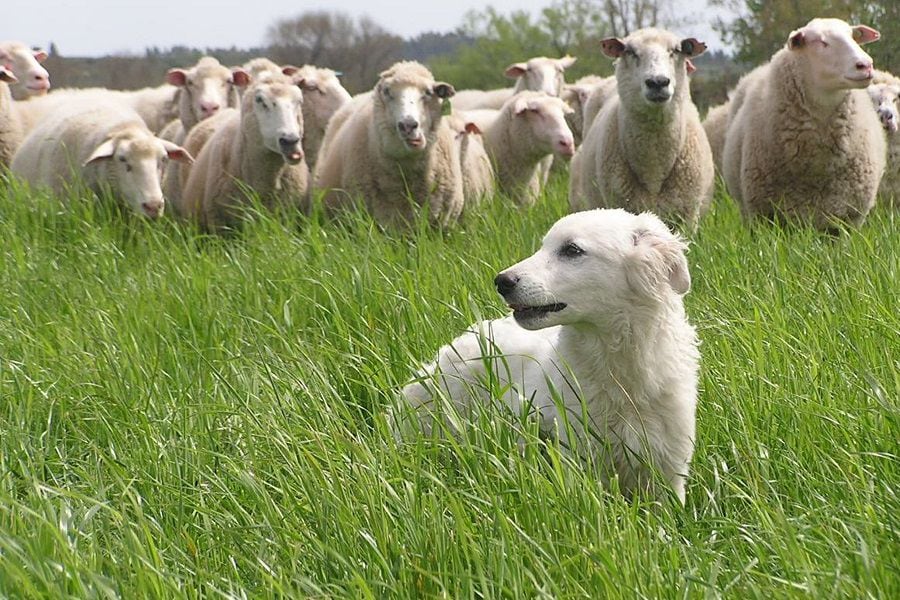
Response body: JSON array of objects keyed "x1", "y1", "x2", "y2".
[
  {"x1": 179, "y1": 74, "x2": 309, "y2": 231},
  {"x1": 452, "y1": 56, "x2": 577, "y2": 111},
  {"x1": 10, "y1": 99, "x2": 192, "y2": 218},
  {"x1": 242, "y1": 57, "x2": 283, "y2": 80},
  {"x1": 722, "y1": 18, "x2": 886, "y2": 229},
  {"x1": 283, "y1": 65, "x2": 351, "y2": 169},
  {"x1": 463, "y1": 91, "x2": 575, "y2": 205},
  {"x1": 158, "y1": 57, "x2": 248, "y2": 144},
  {"x1": 867, "y1": 70, "x2": 900, "y2": 204},
  {"x1": 580, "y1": 76, "x2": 618, "y2": 135},
  {"x1": 0, "y1": 66, "x2": 23, "y2": 167},
  {"x1": 0, "y1": 41, "x2": 50, "y2": 100},
  {"x1": 446, "y1": 115, "x2": 494, "y2": 208},
  {"x1": 569, "y1": 28, "x2": 713, "y2": 230},
  {"x1": 561, "y1": 75, "x2": 609, "y2": 145},
  {"x1": 702, "y1": 103, "x2": 728, "y2": 171},
  {"x1": 313, "y1": 61, "x2": 464, "y2": 229}
]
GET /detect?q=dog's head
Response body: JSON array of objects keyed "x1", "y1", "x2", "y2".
[{"x1": 494, "y1": 209, "x2": 690, "y2": 330}]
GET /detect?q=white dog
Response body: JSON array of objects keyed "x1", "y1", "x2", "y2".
[{"x1": 401, "y1": 209, "x2": 699, "y2": 503}]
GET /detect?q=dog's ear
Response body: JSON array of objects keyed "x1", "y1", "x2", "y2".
[{"x1": 625, "y1": 225, "x2": 691, "y2": 298}]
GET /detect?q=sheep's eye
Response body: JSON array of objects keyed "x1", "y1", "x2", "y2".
[
  {"x1": 560, "y1": 242, "x2": 585, "y2": 258},
  {"x1": 382, "y1": 87, "x2": 392, "y2": 99},
  {"x1": 124, "y1": 163, "x2": 132, "y2": 172},
  {"x1": 424, "y1": 88, "x2": 433, "y2": 97},
  {"x1": 255, "y1": 95, "x2": 267, "y2": 107},
  {"x1": 624, "y1": 48, "x2": 638, "y2": 58}
]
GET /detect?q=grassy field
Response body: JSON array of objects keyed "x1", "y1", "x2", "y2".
[{"x1": 0, "y1": 174, "x2": 897, "y2": 598}]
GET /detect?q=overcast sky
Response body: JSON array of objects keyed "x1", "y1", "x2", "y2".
[{"x1": 7, "y1": 0, "x2": 730, "y2": 57}]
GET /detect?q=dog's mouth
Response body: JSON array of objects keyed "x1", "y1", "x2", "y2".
[{"x1": 509, "y1": 302, "x2": 567, "y2": 319}]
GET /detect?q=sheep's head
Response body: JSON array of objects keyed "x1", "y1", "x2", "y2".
[
  {"x1": 601, "y1": 29, "x2": 706, "y2": 106},
  {"x1": 247, "y1": 78, "x2": 305, "y2": 164},
  {"x1": 786, "y1": 18, "x2": 879, "y2": 93},
  {"x1": 868, "y1": 80, "x2": 900, "y2": 133},
  {"x1": 167, "y1": 57, "x2": 250, "y2": 124},
  {"x1": 375, "y1": 61, "x2": 455, "y2": 152},
  {"x1": 284, "y1": 65, "x2": 352, "y2": 126},
  {"x1": 0, "y1": 42, "x2": 50, "y2": 99},
  {"x1": 505, "y1": 56, "x2": 577, "y2": 97},
  {"x1": 511, "y1": 92, "x2": 576, "y2": 158},
  {"x1": 83, "y1": 129, "x2": 193, "y2": 219}
]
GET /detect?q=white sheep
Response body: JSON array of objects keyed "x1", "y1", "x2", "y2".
[
  {"x1": 463, "y1": 91, "x2": 575, "y2": 205},
  {"x1": 10, "y1": 99, "x2": 192, "y2": 218},
  {"x1": 577, "y1": 76, "x2": 618, "y2": 141},
  {"x1": 0, "y1": 41, "x2": 50, "y2": 100},
  {"x1": 446, "y1": 115, "x2": 494, "y2": 208},
  {"x1": 868, "y1": 70, "x2": 900, "y2": 204},
  {"x1": 569, "y1": 28, "x2": 713, "y2": 229},
  {"x1": 452, "y1": 56, "x2": 577, "y2": 111},
  {"x1": 701, "y1": 103, "x2": 728, "y2": 171},
  {"x1": 561, "y1": 75, "x2": 609, "y2": 145},
  {"x1": 180, "y1": 74, "x2": 308, "y2": 231},
  {"x1": 283, "y1": 65, "x2": 351, "y2": 169},
  {"x1": 313, "y1": 61, "x2": 464, "y2": 229},
  {"x1": 0, "y1": 67, "x2": 23, "y2": 167},
  {"x1": 722, "y1": 18, "x2": 886, "y2": 229}
]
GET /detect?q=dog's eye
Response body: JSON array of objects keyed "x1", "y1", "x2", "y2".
[{"x1": 560, "y1": 242, "x2": 585, "y2": 258}]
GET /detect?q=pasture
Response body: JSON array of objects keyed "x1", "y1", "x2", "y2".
[{"x1": 0, "y1": 176, "x2": 897, "y2": 597}]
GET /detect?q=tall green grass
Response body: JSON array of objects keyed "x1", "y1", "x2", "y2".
[{"x1": 0, "y1": 175, "x2": 897, "y2": 597}]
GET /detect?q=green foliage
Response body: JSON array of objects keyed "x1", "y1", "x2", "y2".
[
  {"x1": 429, "y1": 1, "x2": 613, "y2": 91},
  {"x1": 713, "y1": 0, "x2": 900, "y2": 71},
  {"x1": 0, "y1": 171, "x2": 897, "y2": 596}
]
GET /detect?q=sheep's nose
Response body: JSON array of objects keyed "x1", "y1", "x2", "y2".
[
  {"x1": 200, "y1": 102, "x2": 220, "y2": 116},
  {"x1": 494, "y1": 272, "x2": 519, "y2": 296},
  {"x1": 279, "y1": 134, "x2": 300, "y2": 149},
  {"x1": 142, "y1": 200, "x2": 164, "y2": 218},
  {"x1": 397, "y1": 118, "x2": 419, "y2": 135},
  {"x1": 856, "y1": 60, "x2": 873, "y2": 72},
  {"x1": 558, "y1": 138, "x2": 575, "y2": 156},
  {"x1": 645, "y1": 76, "x2": 670, "y2": 90}
]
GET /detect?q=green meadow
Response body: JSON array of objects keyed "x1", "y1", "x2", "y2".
[{"x1": 0, "y1": 175, "x2": 897, "y2": 597}]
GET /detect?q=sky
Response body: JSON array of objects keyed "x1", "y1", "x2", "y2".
[{"x1": 7, "y1": 0, "x2": 730, "y2": 57}]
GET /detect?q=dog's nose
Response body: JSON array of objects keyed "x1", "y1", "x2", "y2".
[{"x1": 494, "y1": 272, "x2": 519, "y2": 296}]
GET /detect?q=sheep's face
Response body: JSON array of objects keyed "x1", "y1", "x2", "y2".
[
  {"x1": 505, "y1": 56, "x2": 576, "y2": 97},
  {"x1": 84, "y1": 135, "x2": 193, "y2": 219},
  {"x1": 251, "y1": 82, "x2": 305, "y2": 165},
  {"x1": 168, "y1": 59, "x2": 250, "y2": 122},
  {"x1": 294, "y1": 70, "x2": 352, "y2": 128},
  {"x1": 787, "y1": 19, "x2": 879, "y2": 93},
  {"x1": 0, "y1": 43, "x2": 50, "y2": 99},
  {"x1": 376, "y1": 76, "x2": 455, "y2": 152},
  {"x1": 602, "y1": 29, "x2": 706, "y2": 106},
  {"x1": 868, "y1": 82, "x2": 900, "y2": 133},
  {"x1": 513, "y1": 94, "x2": 576, "y2": 158},
  {"x1": 494, "y1": 209, "x2": 689, "y2": 331}
]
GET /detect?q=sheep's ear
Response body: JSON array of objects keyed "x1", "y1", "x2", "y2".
[
  {"x1": 557, "y1": 55, "x2": 577, "y2": 70},
  {"x1": 281, "y1": 65, "x2": 299, "y2": 76},
  {"x1": 295, "y1": 78, "x2": 316, "y2": 92},
  {"x1": 434, "y1": 82, "x2": 455, "y2": 99},
  {"x1": 464, "y1": 122, "x2": 481, "y2": 135},
  {"x1": 625, "y1": 225, "x2": 691, "y2": 297},
  {"x1": 513, "y1": 97, "x2": 533, "y2": 115},
  {"x1": 0, "y1": 68, "x2": 18, "y2": 83},
  {"x1": 788, "y1": 27, "x2": 823, "y2": 49},
  {"x1": 680, "y1": 38, "x2": 707, "y2": 57},
  {"x1": 162, "y1": 140, "x2": 194, "y2": 164},
  {"x1": 852, "y1": 25, "x2": 880, "y2": 45},
  {"x1": 505, "y1": 62, "x2": 528, "y2": 78},
  {"x1": 231, "y1": 68, "x2": 251, "y2": 87},
  {"x1": 84, "y1": 139, "x2": 117, "y2": 166},
  {"x1": 166, "y1": 68, "x2": 188, "y2": 86},
  {"x1": 686, "y1": 59, "x2": 697, "y2": 74},
  {"x1": 600, "y1": 38, "x2": 626, "y2": 58},
  {"x1": 33, "y1": 49, "x2": 48, "y2": 63}
]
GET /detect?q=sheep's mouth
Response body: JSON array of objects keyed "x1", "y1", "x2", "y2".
[
  {"x1": 403, "y1": 134, "x2": 426, "y2": 149},
  {"x1": 282, "y1": 150, "x2": 304, "y2": 165},
  {"x1": 845, "y1": 74, "x2": 873, "y2": 85},
  {"x1": 509, "y1": 302, "x2": 567, "y2": 320},
  {"x1": 645, "y1": 91, "x2": 672, "y2": 103},
  {"x1": 26, "y1": 83, "x2": 50, "y2": 93}
]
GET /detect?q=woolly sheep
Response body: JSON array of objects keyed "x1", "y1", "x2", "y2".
[
  {"x1": 465, "y1": 91, "x2": 575, "y2": 205},
  {"x1": 868, "y1": 70, "x2": 900, "y2": 204},
  {"x1": 10, "y1": 99, "x2": 192, "y2": 218},
  {"x1": 570, "y1": 28, "x2": 713, "y2": 229},
  {"x1": 452, "y1": 56, "x2": 577, "y2": 111},
  {"x1": 446, "y1": 115, "x2": 494, "y2": 208},
  {"x1": 180, "y1": 74, "x2": 308, "y2": 231},
  {"x1": 0, "y1": 41, "x2": 50, "y2": 100},
  {"x1": 580, "y1": 76, "x2": 618, "y2": 135},
  {"x1": 561, "y1": 75, "x2": 608, "y2": 145},
  {"x1": 0, "y1": 67, "x2": 22, "y2": 167},
  {"x1": 313, "y1": 61, "x2": 463, "y2": 229},
  {"x1": 284, "y1": 65, "x2": 351, "y2": 169},
  {"x1": 702, "y1": 103, "x2": 728, "y2": 171},
  {"x1": 722, "y1": 18, "x2": 885, "y2": 229}
]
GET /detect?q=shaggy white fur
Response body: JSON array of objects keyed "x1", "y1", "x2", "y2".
[{"x1": 400, "y1": 208, "x2": 700, "y2": 503}]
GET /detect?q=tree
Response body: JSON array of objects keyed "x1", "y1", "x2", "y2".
[
  {"x1": 712, "y1": 0, "x2": 900, "y2": 68},
  {"x1": 266, "y1": 11, "x2": 404, "y2": 93},
  {"x1": 601, "y1": 0, "x2": 680, "y2": 38}
]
